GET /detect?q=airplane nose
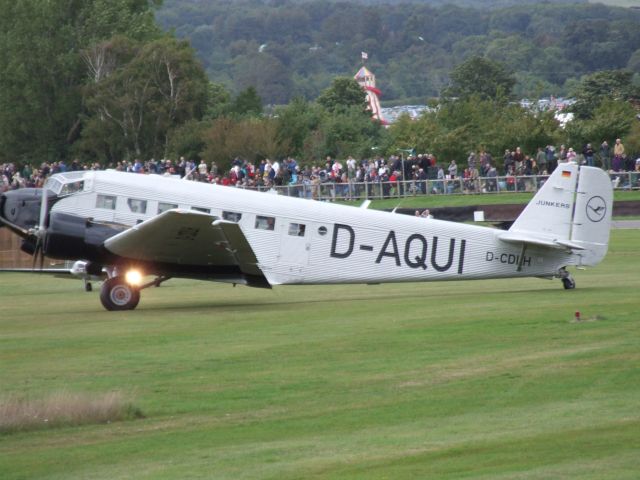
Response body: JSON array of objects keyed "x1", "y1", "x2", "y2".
[
  {"x1": 0, "y1": 192, "x2": 6, "y2": 224},
  {"x1": 0, "y1": 190, "x2": 16, "y2": 225},
  {"x1": 0, "y1": 189, "x2": 48, "y2": 232}
]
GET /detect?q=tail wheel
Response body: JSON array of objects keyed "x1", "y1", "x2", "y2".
[
  {"x1": 100, "y1": 276, "x2": 140, "y2": 311},
  {"x1": 558, "y1": 267, "x2": 576, "y2": 290},
  {"x1": 562, "y1": 276, "x2": 576, "y2": 290}
]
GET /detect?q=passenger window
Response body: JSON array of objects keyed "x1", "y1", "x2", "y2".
[
  {"x1": 96, "y1": 194, "x2": 116, "y2": 210},
  {"x1": 288, "y1": 223, "x2": 306, "y2": 237},
  {"x1": 127, "y1": 198, "x2": 147, "y2": 214},
  {"x1": 255, "y1": 215, "x2": 275, "y2": 231},
  {"x1": 191, "y1": 206, "x2": 210, "y2": 213},
  {"x1": 222, "y1": 211, "x2": 242, "y2": 223},
  {"x1": 158, "y1": 202, "x2": 178, "y2": 214}
]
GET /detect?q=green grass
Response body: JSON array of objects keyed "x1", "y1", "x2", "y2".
[
  {"x1": 363, "y1": 189, "x2": 640, "y2": 210},
  {"x1": 1, "y1": 230, "x2": 639, "y2": 479}
]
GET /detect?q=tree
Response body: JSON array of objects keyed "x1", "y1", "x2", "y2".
[
  {"x1": 443, "y1": 56, "x2": 516, "y2": 102},
  {"x1": 307, "y1": 106, "x2": 384, "y2": 161},
  {"x1": 204, "y1": 82, "x2": 232, "y2": 120},
  {"x1": 230, "y1": 87, "x2": 263, "y2": 117},
  {"x1": 565, "y1": 99, "x2": 635, "y2": 149},
  {"x1": 628, "y1": 49, "x2": 640, "y2": 74},
  {"x1": 167, "y1": 119, "x2": 208, "y2": 162},
  {"x1": 233, "y1": 52, "x2": 293, "y2": 105},
  {"x1": 570, "y1": 70, "x2": 639, "y2": 120},
  {"x1": 201, "y1": 116, "x2": 284, "y2": 167},
  {"x1": 274, "y1": 98, "x2": 323, "y2": 158},
  {"x1": 316, "y1": 77, "x2": 367, "y2": 113},
  {"x1": 0, "y1": 0, "x2": 161, "y2": 162},
  {"x1": 388, "y1": 97, "x2": 561, "y2": 170},
  {"x1": 78, "y1": 36, "x2": 209, "y2": 161}
]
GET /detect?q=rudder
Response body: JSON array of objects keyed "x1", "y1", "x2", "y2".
[{"x1": 570, "y1": 166, "x2": 613, "y2": 266}]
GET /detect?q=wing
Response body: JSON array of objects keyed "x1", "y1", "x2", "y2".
[
  {"x1": 103, "y1": 210, "x2": 271, "y2": 288},
  {"x1": 0, "y1": 268, "x2": 73, "y2": 274}
]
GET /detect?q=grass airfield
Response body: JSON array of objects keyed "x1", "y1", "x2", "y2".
[{"x1": 1, "y1": 230, "x2": 639, "y2": 479}]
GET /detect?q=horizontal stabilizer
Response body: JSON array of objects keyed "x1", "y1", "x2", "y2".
[{"x1": 498, "y1": 232, "x2": 585, "y2": 250}]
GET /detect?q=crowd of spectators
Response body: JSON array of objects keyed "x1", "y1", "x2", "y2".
[{"x1": 3, "y1": 139, "x2": 640, "y2": 195}]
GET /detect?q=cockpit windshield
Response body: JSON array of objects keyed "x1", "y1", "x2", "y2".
[{"x1": 44, "y1": 171, "x2": 87, "y2": 197}]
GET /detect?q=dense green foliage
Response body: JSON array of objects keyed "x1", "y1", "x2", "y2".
[
  {"x1": 0, "y1": 0, "x2": 215, "y2": 164},
  {"x1": 1, "y1": 229, "x2": 639, "y2": 478},
  {"x1": 0, "y1": 0, "x2": 166, "y2": 162},
  {"x1": 157, "y1": 0, "x2": 640, "y2": 104},
  {"x1": 77, "y1": 36, "x2": 210, "y2": 162},
  {"x1": 443, "y1": 56, "x2": 516, "y2": 102},
  {"x1": 386, "y1": 97, "x2": 559, "y2": 163},
  {"x1": 1, "y1": 0, "x2": 639, "y2": 166},
  {"x1": 190, "y1": 60, "x2": 638, "y2": 167}
]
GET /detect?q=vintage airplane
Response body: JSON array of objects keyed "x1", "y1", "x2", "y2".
[{"x1": 0, "y1": 163, "x2": 612, "y2": 311}]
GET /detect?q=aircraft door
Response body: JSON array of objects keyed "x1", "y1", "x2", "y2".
[
  {"x1": 278, "y1": 220, "x2": 311, "y2": 277},
  {"x1": 308, "y1": 222, "x2": 334, "y2": 267}
]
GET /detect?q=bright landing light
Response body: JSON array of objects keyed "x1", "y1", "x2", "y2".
[{"x1": 125, "y1": 269, "x2": 143, "y2": 286}]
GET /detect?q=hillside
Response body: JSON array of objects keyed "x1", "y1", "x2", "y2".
[{"x1": 156, "y1": 0, "x2": 640, "y2": 104}]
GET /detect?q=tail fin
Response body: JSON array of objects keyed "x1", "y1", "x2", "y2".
[
  {"x1": 507, "y1": 164, "x2": 612, "y2": 266},
  {"x1": 570, "y1": 166, "x2": 613, "y2": 265}
]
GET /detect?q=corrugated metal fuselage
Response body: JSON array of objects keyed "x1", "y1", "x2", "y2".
[{"x1": 50, "y1": 171, "x2": 573, "y2": 286}]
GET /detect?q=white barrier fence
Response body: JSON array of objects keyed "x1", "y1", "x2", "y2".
[{"x1": 236, "y1": 171, "x2": 639, "y2": 201}]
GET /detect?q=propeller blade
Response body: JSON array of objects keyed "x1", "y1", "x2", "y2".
[
  {"x1": 32, "y1": 239, "x2": 41, "y2": 270},
  {"x1": 31, "y1": 188, "x2": 50, "y2": 271},
  {"x1": 39, "y1": 189, "x2": 49, "y2": 230}
]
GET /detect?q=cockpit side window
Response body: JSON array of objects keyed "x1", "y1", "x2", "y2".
[
  {"x1": 59, "y1": 181, "x2": 84, "y2": 196},
  {"x1": 44, "y1": 178, "x2": 63, "y2": 195}
]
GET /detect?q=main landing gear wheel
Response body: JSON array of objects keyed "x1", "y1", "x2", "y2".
[{"x1": 100, "y1": 276, "x2": 140, "y2": 311}]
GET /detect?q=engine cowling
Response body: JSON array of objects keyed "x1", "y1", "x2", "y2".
[{"x1": 44, "y1": 212, "x2": 128, "y2": 263}]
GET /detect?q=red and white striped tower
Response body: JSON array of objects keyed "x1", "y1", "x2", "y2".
[{"x1": 354, "y1": 57, "x2": 386, "y2": 125}]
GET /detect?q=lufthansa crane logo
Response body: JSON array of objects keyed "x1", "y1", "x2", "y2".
[{"x1": 586, "y1": 196, "x2": 607, "y2": 222}]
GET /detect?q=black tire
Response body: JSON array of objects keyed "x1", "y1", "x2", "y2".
[
  {"x1": 85, "y1": 282, "x2": 93, "y2": 292},
  {"x1": 100, "y1": 277, "x2": 140, "y2": 311},
  {"x1": 562, "y1": 277, "x2": 576, "y2": 290}
]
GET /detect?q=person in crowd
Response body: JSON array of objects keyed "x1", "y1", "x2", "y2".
[
  {"x1": 583, "y1": 143, "x2": 595, "y2": 167},
  {"x1": 545, "y1": 145, "x2": 557, "y2": 173},
  {"x1": 612, "y1": 138, "x2": 625, "y2": 172},
  {"x1": 448, "y1": 159, "x2": 458, "y2": 179},
  {"x1": 599, "y1": 141, "x2": 610, "y2": 171},
  {"x1": 503, "y1": 149, "x2": 514, "y2": 175},
  {"x1": 467, "y1": 151, "x2": 477, "y2": 170},
  {"x1": 535, "y1": 147, "x2": 547, "y2": 174},
  {"x1": 435, "y1": 164, "x2": 445, "y2": 194},
  {"x1": 512, "y1": 147, "x2": 524, "y2": 171}
]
